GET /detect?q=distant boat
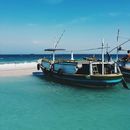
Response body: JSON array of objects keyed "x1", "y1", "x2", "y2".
[{"x1": 37, "y1": 46, "x2": 124, "y2": 89}]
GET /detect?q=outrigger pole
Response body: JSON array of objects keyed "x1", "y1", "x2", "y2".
[{"x1": 109, "y1": 29, "x2": 130, "y2": 56}]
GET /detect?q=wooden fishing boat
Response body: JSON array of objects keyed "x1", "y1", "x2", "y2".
[
  {"x1": 39, "y1": 59, "x2": 122, "y2": 88},
  {"x1": 37, "y1": 30, "x2": 129, "y2": 89},
  {"x1": 37, "y1": 46, "x2": 124, "y2": 89}
]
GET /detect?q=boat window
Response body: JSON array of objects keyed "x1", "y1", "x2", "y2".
[
  {"x1": 104, "y1": 64, "x2": 114, "y2": 74},
  {"x1": 95, "y1": 64, "x2": 115, "y2": 74},
  {"x1": 76, "y1": 64, "x2": 90, "y2": 74}
]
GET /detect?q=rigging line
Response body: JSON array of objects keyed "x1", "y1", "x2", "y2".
[
  {"x1": 65, "y1": 47, "x2": 110, "y2": 52},
  {"x1": 54, "y1": 30, "x2": 65, "y2": 49},
  {"x1": 109, "y1": 39, "x2": 130, "y2": 53}
]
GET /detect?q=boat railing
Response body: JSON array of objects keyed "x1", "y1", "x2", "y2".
[
  {"x1": 41, "y1": 58, "x2": 53, "y2": 63},
  {"x1": 89, "y1": 61, "x2": 120, "y2": 75},
  {"x1": 54, "y1": 59, "x2": 77, "y2": 64}
]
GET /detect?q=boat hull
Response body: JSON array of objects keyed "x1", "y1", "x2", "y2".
[
  {"x1": 120, "y1": 66, "x2": 130, "y2": 81},
  {"x1": 41, "y1": 67, "x2": 122, "y2": 88}
]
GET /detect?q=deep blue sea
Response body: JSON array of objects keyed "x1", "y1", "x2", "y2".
[
  {"x1": 0, "y1": 54, "x2": 130, "y2": 130},
  {"x1": 0, "y1": 54, "x2": 126, "y2": 64}
]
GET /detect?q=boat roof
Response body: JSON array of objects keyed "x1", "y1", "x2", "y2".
[
  {"x1": 44, "y1": 48, "x2": 66, "y2": 51},
  {"x1": 51, "y1": 59, "x2": 115, "y2": 65}
]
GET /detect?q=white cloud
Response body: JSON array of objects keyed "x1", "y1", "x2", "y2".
[
  {"x1": 52, "y1": 17, "x2": 89, "y2": 29},
  {"x1": 68, "y1": 17, "x2": 89, "y2": 25},
  {"x1": 108, "y1": 12, "x2": 120, "y2": 17}
]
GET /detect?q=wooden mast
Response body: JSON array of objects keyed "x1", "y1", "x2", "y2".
[
  {"x1": 102, "y1": 39, "x2": 104, "y2": 75},
  {"x1": 71, "y1": 51, "x2": 74, "y2": 60},
  {"x1": 116, "y1": 29, "x2": 120, "y2": 62},
  {"x1": 51, "y1": 30, "x2": 65, "y2": 62}
]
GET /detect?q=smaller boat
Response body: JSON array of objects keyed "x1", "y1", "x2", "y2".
[
  {"x1": 108, "y1": 29, "x2": 130, "y2": 82},
  {"x1": 37, "y1": 44, "x2": 125, "y2": 89},
  {"x1": 118, "y1": 50, "x2": 130, "y2": 81}
]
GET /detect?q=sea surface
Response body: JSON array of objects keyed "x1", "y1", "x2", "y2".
[
  {"x1": 0, "y1": 54, "x2": 130, "y2": 130},
  {"x1": 0, "y1": 54, "x2": 126, "y2": 64}
]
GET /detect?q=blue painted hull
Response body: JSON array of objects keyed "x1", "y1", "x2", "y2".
[{"x1": 41, "y1": 68, "x2": 122, "y2": 88}]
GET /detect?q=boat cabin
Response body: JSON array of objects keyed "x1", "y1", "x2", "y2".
[
  {"x1": 41, "y1": 58, "x2": 120, "y2": 76},
  {"x1": 76, "y1": 61, "x2": 119, "y2": 75}
]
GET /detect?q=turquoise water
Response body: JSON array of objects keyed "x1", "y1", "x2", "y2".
[{"x1": 0, "y1": 75, "x2": 130, "y2": 130}]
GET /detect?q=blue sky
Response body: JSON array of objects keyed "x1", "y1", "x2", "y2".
[{"x1": 0, "y1": 0, "x2": 130, "y2": 54}]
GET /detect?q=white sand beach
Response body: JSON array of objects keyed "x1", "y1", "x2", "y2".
[{"x1": 0, "y1": 62, "x2": 41, "y2": 77}]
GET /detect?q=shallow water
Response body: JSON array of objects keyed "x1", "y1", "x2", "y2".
[{"x1": 0, "y1": 75, "x2": 130, "y2": 130}]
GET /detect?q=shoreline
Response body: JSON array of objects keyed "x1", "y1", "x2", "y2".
[{"x1": 0, "y1": 62, "x2": 41, "y2": 77}]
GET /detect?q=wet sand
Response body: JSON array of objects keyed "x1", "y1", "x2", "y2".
[{"x1": 0, "y1": 68, "x2": 38, "y2": 77}]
